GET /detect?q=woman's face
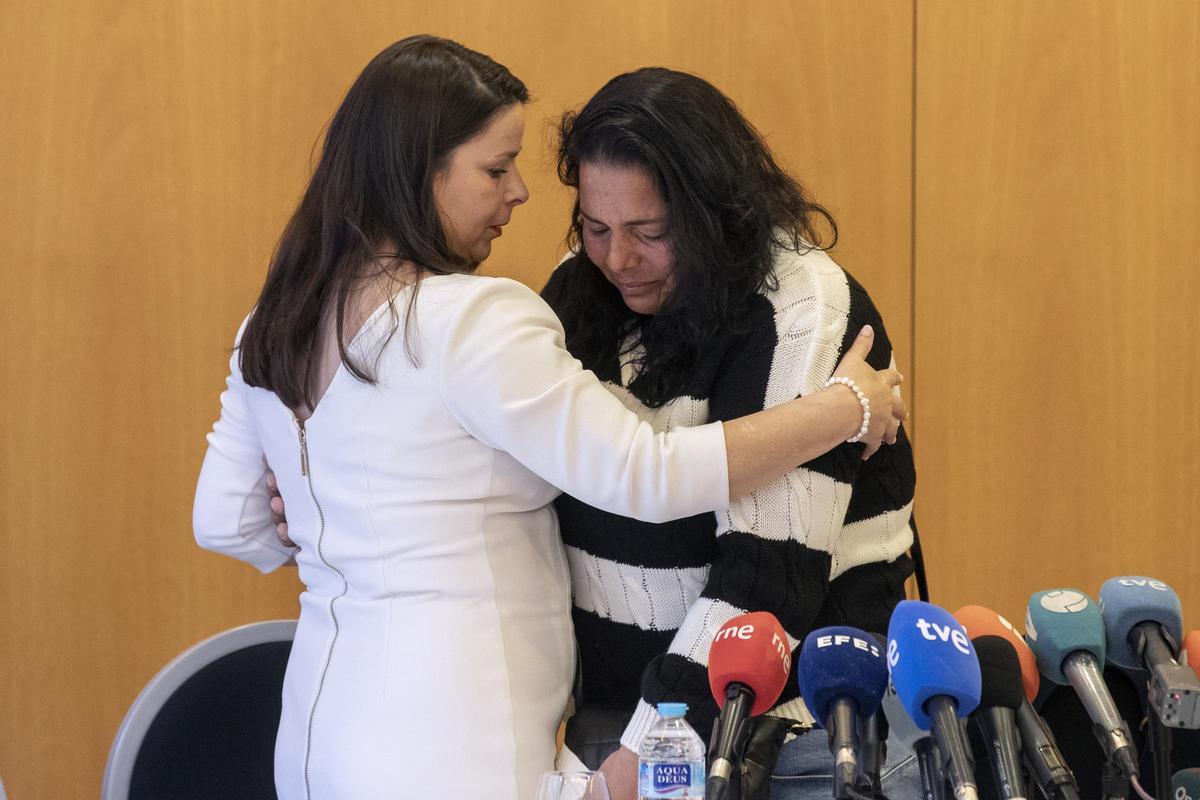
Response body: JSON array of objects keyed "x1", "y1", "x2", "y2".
[
  {"x1": 433, "y1": 104, "x2": 529, "y2": 265},
  {"x1": 578, "y1": 162, "x2": 675, "y2": 315}
]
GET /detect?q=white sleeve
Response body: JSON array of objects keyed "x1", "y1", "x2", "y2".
[
  {"x1": 192, "y1": 317, "x2": 296, "y2": 573},
  {"x1": 439, "y1": 278, "x2": 731, "y2": 523}
]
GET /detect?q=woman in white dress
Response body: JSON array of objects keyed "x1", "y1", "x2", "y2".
[{"x1": 192, "y1": 35, "x2": 905, "y2": 800}]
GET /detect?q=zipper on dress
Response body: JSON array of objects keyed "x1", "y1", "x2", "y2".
[
  {"x1": 297, "y1": 420, "x2": 310, "y2": 476},
  {"x1": 294, "y1": 416, "x2": 346, "y2": 800}
]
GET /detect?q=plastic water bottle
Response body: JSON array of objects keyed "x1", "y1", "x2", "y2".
[{"x1": 637, "y1": 702, "x2": 706, "y2": 799}]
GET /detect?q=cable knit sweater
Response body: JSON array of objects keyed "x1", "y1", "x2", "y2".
[{"x1": 542, "y1": 247, "x2": 917, "y2": 751}]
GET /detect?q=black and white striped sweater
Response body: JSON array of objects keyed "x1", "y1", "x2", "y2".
[{"x1": 542, "y1": 247, "x2": 916, "y2": 751}]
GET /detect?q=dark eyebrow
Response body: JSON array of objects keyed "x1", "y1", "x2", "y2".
[{"x1": 579, "y1": 210, "x2": 666, "y2": 227}]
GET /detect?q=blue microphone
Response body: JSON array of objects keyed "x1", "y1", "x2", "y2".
[
  {"x1": 1099, "y1": 576, "x2": 1200, "y2": 728},
  {"x1": 888, "y1": 600, "x2": 981, "y2": 800},
  {"x1": 799, "y1": 626, "x2": 888, "y2": 799},
  {"x1": 1026, "y1": 589, "x2": 1139, "y2": 779}
]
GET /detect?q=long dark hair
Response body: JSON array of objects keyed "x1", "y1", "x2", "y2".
[
  {"x1": 554, "y1": 67, "x2": 836, "y2": 407},
  {"x1": 239, "y1": 35, "x2": 528, "y2": 411}
]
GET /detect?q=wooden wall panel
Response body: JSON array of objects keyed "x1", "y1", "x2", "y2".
[
  {"x1": 914, "y1": 1, "x2": 1200, "y2": 626},
  {"x1": 0, "y1": 2, "x2": 911, "y2": 795}
]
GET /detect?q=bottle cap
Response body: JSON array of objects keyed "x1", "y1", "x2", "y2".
[{"x1": 656, "y1": 702, "x2": 688, "y2": 718}]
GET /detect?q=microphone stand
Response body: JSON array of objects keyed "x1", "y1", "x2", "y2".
[
  {"x1": 1147, "y1": 711, "x2": 1171, "y2": 800},
  {"x1": 914, "y1": 738, "x2": 946, "y2": 800},
  {"x1": 1099, "y1": 761, "x2": 1129, "y2": 800}
]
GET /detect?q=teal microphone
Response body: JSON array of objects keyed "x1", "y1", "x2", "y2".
[
  {"x1": 1026, "y1": 589, "x2": 1139, "y2": 780},
  {"x1": 1173, "y1": 769, "x2": 1200, "y2": 800}
]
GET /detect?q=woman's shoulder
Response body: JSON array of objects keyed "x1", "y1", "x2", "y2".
[
  {"x1": 419, "y1": 272, "x2": 542, "y2": 307},
  {"x1": 768, "y1": 243, "x2": 846, "y2": 289},
  {"x1": 419, "y1": 272, "x2": 557, "y2": 332}
]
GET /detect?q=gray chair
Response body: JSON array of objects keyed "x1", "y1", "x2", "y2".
[{"x1": 102, "y1": 619, "x2": 296, "y2": 800}]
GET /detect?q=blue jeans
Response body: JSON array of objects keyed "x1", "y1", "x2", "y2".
[{"x1": 770, "y1": 729, "x2": 920, "y2": 799}]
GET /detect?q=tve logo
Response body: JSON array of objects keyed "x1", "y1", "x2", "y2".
[
  {"x1": 815, "y1": 632, "x2": 881, "y2": 658},
  {"x1": 1118, "y1": 578, "x2": 1169, "y2": 591},
  {"x1": 914, "y1": 618, "x2": 971, "y2": 655}
]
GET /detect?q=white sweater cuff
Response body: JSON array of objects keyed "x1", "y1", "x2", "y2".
[{"x1": 619, "y1": 699, "x2": 661, "y2": 753}]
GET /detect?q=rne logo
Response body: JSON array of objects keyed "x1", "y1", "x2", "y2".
[
  {"x1": 712, "y1": 623, "x2": 755, "y2": 643},
  {"x1": 770, "y1": 631, "x2": 792, "y2": 673}
]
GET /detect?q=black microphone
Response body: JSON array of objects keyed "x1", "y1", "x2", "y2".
[
  {"x1": 969, "y1": 636, "x2": 1028, "y2": 799},
  {"x1": 1014, "y1": 698, "x2": 1080, "y2": 800}
]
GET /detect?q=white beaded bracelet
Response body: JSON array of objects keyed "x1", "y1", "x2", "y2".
[{"x1": 824, "y1": 376, "x2": 871, "y2": 443}]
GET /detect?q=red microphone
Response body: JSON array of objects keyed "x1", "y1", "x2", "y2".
[
  {"x1": 955, "y1": 604, "x2": 1040, "y2": 703},
  {"x1": 706, "y1": 611, "x2": 791, "y2": 800},
  {"x1": 1184, "y1": 630, "x2": 1200, "y2": 681}
]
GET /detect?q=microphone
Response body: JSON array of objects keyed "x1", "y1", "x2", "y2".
[
  {"x1": 888, "y1": 600, "x2": 982, "y2": 800},
  {"x1": 798, "y1": 626, "x2": 889, "y2": 799},
  {"x1": 968, "y1": 636, "x2": 1028, "y2": 800},
  {"x1": 1185, "y1": 630, "x2": 1200, "y2": 680},
  {"x1": 1015, "y1": 698, "x2": 1081, "y2": 800},
  {"x1": 859, "y1": 709, "x2": 886, "y2": 798},
  {"x1": 1025, "y1": 588, "x2": 1139, "y2": 779},
  {"x1": 954, "y1": 605, "x2": 1040, "y2": 703},
  {"x1": 881, "y1": 677, "x2": 945, "y2": 800},
  {"x1": 706, "y1": 611, "x2": 792, "y2": 800},
  {"x1": 858, "y1": 633, "x2": 890, "y2": 798},
  {"x1": 1175, "y1": 769, "x2": 1200, "y2": 800},
  {"x1": 1099, "y1": 576, "x2": 1200, "y2": 728},
  {"x1": 952, "y1": 604, "x2": 1079, "y2": 800}
]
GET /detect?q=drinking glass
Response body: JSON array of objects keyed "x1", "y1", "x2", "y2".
[{"x1": 533, "y1": 770, "x2": 611, "y2": 800}]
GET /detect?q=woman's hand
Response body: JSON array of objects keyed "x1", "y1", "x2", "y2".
[
  {"x1": 598, "y1": 746, "x2": 638, "y2": 800},
  {"x1": 830, "y1": 325, "x2": 907, "y2": 459},
  {"x1": 264, "y1": 468, "x2": 297, "y2": 549}
]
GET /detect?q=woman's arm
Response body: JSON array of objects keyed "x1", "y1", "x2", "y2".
[
  {"x1": 439, "y1": 279, "x2": 902, "y2": 521},
  {"x1": 192, "y1": 319, "x2": 298, "y2": 572},
  {"x1": 724, "y1": 325, "x2": 901, "y2": 498}
]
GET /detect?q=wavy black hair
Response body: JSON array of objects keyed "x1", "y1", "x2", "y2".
[
  {"x1": 554, "y1": 67, "x2": 837, "y2": 407},
  {"x1": 239, "y1": 35, "x2": 528, "y2": 411}
]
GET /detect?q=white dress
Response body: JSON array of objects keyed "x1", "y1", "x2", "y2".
[{"x1": 193, "y1": 274, "x2": 730, "y2": 800}]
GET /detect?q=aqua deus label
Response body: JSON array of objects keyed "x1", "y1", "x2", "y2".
[{"x1": 639, "y1": 762, "x2": 704, "y2": 796}]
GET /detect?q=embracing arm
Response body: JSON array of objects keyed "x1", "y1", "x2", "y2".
[{"x1": 439, "y1": 279, "x2": 902, "y2": 521}]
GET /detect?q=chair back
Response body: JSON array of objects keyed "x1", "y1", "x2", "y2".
[{"x1": 102, "y1": 619, "x2": 296, "y2": 800}]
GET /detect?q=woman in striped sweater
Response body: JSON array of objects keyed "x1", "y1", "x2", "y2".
[{"x1": 543, "y1": 68, "x2": 920, "y2": 800}]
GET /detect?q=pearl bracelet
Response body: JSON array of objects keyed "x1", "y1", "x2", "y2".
[{"x1": 824, "y1": 376, "x2": 871, "y2": 443}]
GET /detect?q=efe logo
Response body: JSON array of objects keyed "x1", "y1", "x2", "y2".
[{"x1": 815, "y1": 633, "x2": 881, "y2": 658}]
